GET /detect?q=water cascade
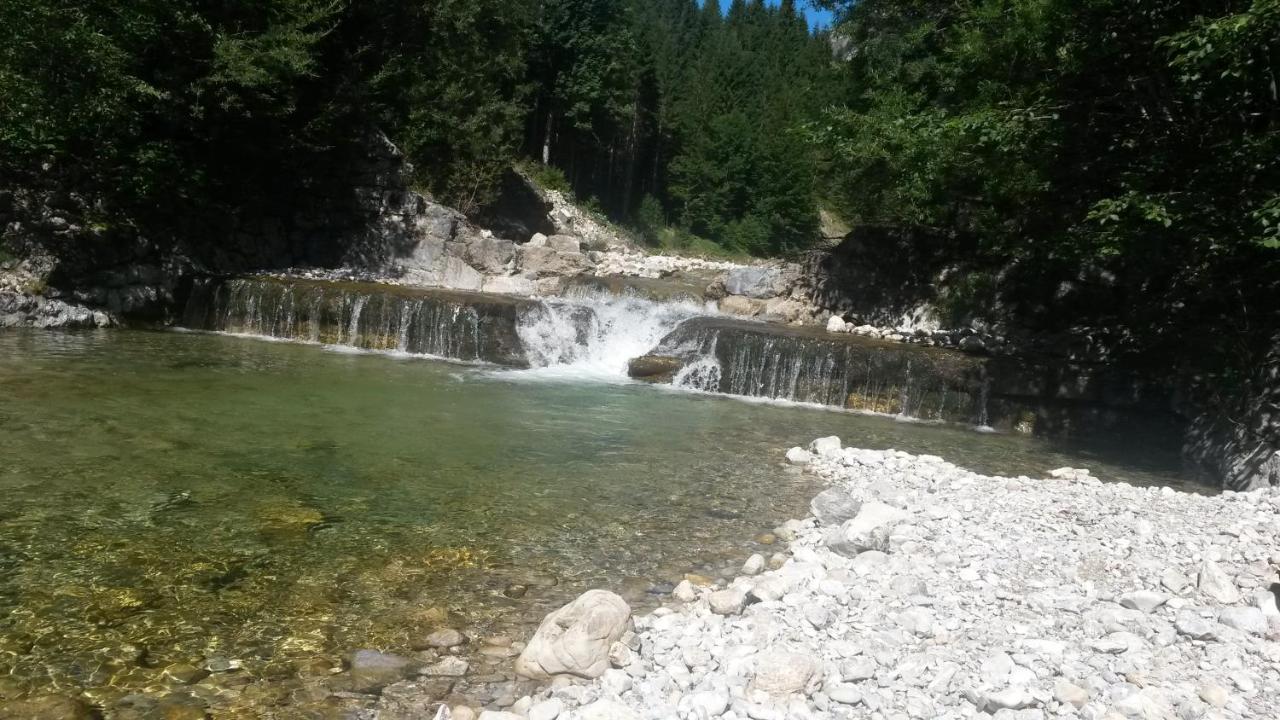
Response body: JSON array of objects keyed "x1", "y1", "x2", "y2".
[
  {"x1": 179, "y1": 275, "x2": 1172, "y2": 436},
  {"x1": 181, "y1": 277, "x2": 530, "y2": 365},
  {"x1": 513, "y1": 286, "x2": 707, "y2": 380},
  {"x1": 654, "y1": 317, "x2": 987, "y2": 424}
]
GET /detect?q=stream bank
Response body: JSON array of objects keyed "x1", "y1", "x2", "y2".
[{"x1": 466, "y1": 437, "x2": 1280, "y2": 720}]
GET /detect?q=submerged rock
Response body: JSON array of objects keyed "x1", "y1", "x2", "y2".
[
  {"x1": 0, "y1": 695, "x2": 96, "y2": 720},
  {"x1": 515, "y1": 590, "x2": 632, "y2": 679},
  {"x1": 418, "y1": 628, "x2": 465, "y2": 649},
  {"x1": 348, "y1": 649, "x2": 416, "y2": 692},
  {"x1": 626, "y1": 355, "x2": 683, "y2": 384}
]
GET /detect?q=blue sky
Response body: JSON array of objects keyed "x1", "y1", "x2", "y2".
[{"x1": 712, "y1": 0, "x2": 835, "y2": 30}]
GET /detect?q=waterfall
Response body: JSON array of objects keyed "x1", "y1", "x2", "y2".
[
  {"x1": 513, "y1": 287, "x2": 708, "y2": 381},
  {"x1": 181, "y1": 277, "x2": 528, "y2": 366},
  {"x1": 655, "y1": 318, "x2": 991, "y2": 425},
  {"x1": 180, "y1": 275, "x2": 1000, "y2": 427}
]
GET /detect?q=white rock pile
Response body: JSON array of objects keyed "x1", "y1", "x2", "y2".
[{"x1": 492, "y1": 436, "x2": 1280, "y2": 720}]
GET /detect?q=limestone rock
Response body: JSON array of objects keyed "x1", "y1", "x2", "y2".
[
  {"x1": 724, "y1": 267, "x2": 785, "y2": 299},
  {"x1": 824, "y1": 502, "x2": 907, "y2": 557},
  {"x1": 1198, "y1": 684, "x2": 1228, "y2": 708},
  {"x1": 719, "y1": 294, "x2": 766, "y2": 317},
  {"x1": 465, "y1": 236, "x2": 516, "y2": 274},
  {"x1": 810, "y1": 487, "x2": 861, "y2": 526},
  {"x1": 826, "y1": 315, "x2": 848, "y2": 333},
  {"x1": 1160, "y1": 568, "x2": 1193, "y2": 594},
  {"x1": 983, "y1": 688, "x2": 1035, "y2": 711},
  {"x1": 709, "y1": 588, "x2": 747, "y2": 616},
  {"x1": 422, "y1": 656, "x2": 468, "y2": 677},
  {"x1": 1174, "y1": 612, "x2": 1220, "y2": 641},
  {"x1": 748, "y1": 575, "x2": 792, "y2": 602},
  {"x1": 546, "y1": 235, "x2": 581, "y2": 253},
  {"x1": 349, "y1": 649, "x2": 416, "y2": 692},
  {"x1": 1218, "y1": 606, "x2": 1267, "y2": 635},
  {"x1": 1197, "y1": 559, "x2": 1241, "y2": 604},
  {"x1": 422, "y1": 628, "x2": 465, "y2": 649},
  {"x1": 576, "y1": 699, "x2": 640, "y2": 720},
  {"x1": 482, "y1": 274, "x2": 536, "y2": 296},
  {"x1": 785, "y1": 447, "x2": 813, "y2": 465},
  {"x1": 750, "y1": 648, "x2": 821, "y2": 695},
  {"x1": 1118, "y1": 590, "x2": 1167, "y2": 613},
  {"x1": 671, "y1": 580, "x2": 698, "y2": 603},
  {"x1": 1053, "y1": 680, "x2": 1090, "y2": 708},
  {"x1": 515, "y1": 590, "x2": 633, "y2": 679},
  {"x1": 518, "y1": 246, "x2": 594, "y2": 278},
  {"x1": 808, "y1": 435, "x2": 842, "y2": 458},
  {"x1": 741, "y1": 553, "x2": 766, "y2": 576},
  {"x1": 528, "y1": 698, "x2": 563, "y2": 720},
  {"x1": 0, "y1": 695, "x2": 96, "y2": 720},
  {"x1": 763, "y1": 297, "x2": 808, "y2": 323},
  {"x1": 685, "y1": 691, "x2": 729, "y2": 717},
  {"x1": 439, "y1": 255, "x2": 484, "y2": 291}
]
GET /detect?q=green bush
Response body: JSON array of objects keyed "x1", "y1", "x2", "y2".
[
  {"x1": 635, "y1": 194, "x2": 665, "y2": 245},
  {"x1": 517, "y1": 160, "x2": 572, "y2": 195},
  {"x1": 720, "y1": 216, "x2": 771, "y2": 256}
]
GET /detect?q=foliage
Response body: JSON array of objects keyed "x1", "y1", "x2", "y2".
[
  {"x1": 0, "y1": 0, "x2": 529, "y2": 226},
  {"x1": 517, "y1": 160, "x2": 573, "y2": 196},
  {"x1": 524, "y1": 0, "x2": 838, "y2": 255},
  {"x1": 814, "y1": 0, "x2": 1280, "y2": 366},
  {"x1": 635, "y1": 194, "x2": 666, "y2": 244},
  {"x1": 0, "y1": 0, "x2": 834, "y2": 258}
]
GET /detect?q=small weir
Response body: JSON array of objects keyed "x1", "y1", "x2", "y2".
[
  {"x1": 654, "y1": 317, "x2": 987, "y2": 425},
  {"x1": 179, "y1": 275, "x2": 1176, "y2": 436},
  {"x1": 182, "y1": 277, "x2": 531, "y2": 365}
]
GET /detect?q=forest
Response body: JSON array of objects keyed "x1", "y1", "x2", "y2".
[
  {"x1": 2, "y1": 0, "x2": 1277, "y2": 341},
  {"x1": 0, "y1": 0, "x2": 837, "y2": 257}
]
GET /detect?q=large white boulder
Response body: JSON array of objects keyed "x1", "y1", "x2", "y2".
[
  {"x1": 808, "y1": 436, "x2": 842, "y2": 459},
  {"x1": 824, "y1": 502, "x2": 908, "y2": 557},
  {"x1": 784, "y1": 447, "x2": 813, "y2": 465},
  {"x1": 826, "y1": 315, "x2": 848, "y2": 333},
  {"x1": 515, "y1": 590, "x2": 632, "y2": 679},
  {"x1": 750, "y1": 646, "x2": 821, "y2": 695},
  {"x1": 810, "y1": 487, "x2": 861, "y2": 526}
]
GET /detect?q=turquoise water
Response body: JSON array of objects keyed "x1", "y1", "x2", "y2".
[{"x1": 0, "y1": 329, "x2": 1187, "y2": 716}]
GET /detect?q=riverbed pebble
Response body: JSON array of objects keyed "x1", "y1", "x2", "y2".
[{"x1": 535, "y1": 440, "x2": 1280, "y2": 719}]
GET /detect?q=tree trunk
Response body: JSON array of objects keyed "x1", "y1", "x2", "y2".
[{"x1": 542, "y1": 110, "x2": 553, "y2": 165}]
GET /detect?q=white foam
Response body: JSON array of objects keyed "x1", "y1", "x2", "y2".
[{"x1": 510, "y1": 288, "x2": 707, "y2": 383}]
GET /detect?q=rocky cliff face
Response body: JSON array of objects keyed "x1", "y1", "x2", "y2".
[
  {"x1": 0, "y1": 130, "x2": 449, "y2": 328},
  {"x1": 1183, "y1": 336, "x2": 1280, "y2": 491}
]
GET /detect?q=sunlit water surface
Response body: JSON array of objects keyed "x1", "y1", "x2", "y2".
[{"x1": 0, "y1": 329, "x2": 1188, "y2": 716}]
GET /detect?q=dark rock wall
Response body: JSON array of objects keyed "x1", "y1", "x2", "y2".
[
  {"x1": 1183, "y1": 336, "x2": 1280, "y2": 491},
  {"x1": 1, "y1": 129, "x2": 441, "y2": 326}
]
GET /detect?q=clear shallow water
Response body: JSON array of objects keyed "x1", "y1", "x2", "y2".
[{"x1": 0, "y1": 329, "x2": 1189, "y2": 716}]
